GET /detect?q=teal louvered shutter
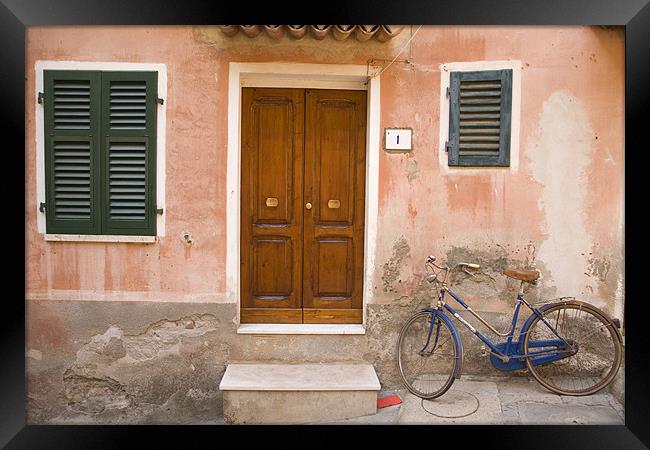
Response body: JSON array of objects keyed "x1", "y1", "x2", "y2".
[
  {"x1": 100, "y1": 72, "x2": 157, "y2": 236},
  {"x1": 448, "y1": 69, "x2": 512, "y2": 167},
  {"x1": 44, "y1": 70, "x2": 101, "y2": 234}
]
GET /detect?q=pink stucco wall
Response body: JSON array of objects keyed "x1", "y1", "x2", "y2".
[{"x1": 25, "y1": 26, "x2": 624, "y2": 318}]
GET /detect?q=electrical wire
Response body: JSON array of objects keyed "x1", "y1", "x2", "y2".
[{"x1": 367, "y1": 25, "x2": 423, "y2": 81}]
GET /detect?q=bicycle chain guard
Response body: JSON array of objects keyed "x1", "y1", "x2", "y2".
[{"x1": 489, "y1": 342, "x2": 526, "y2": 371}]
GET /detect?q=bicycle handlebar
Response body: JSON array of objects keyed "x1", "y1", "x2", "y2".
[{"x1": 426, "y1": 256, "x2": 480, "y2": 270}]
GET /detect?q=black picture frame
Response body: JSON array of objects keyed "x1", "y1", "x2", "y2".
[{"x1": 2, "y1": 0, "x2": 648, "y2": 447}]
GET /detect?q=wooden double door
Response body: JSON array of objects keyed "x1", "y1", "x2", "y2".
[{"x1": 241, "y1": 88, "x2": 367, "y2": 324}]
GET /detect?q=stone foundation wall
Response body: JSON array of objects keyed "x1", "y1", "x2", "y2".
[{"x1": 27, "y1": 296, "x2": 605, "y2": 424}]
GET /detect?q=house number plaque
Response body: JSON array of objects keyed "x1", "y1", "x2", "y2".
[{"x1": 384, "y1": 128, "x2": 413, "y2": 152}]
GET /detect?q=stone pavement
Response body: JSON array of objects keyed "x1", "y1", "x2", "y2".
[{"x1": 315, "y1": 375, "x2": 624, "y2": 425}]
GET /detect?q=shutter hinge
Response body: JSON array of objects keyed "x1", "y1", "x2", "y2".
[
  {"x1": 445, "y1": 141, "x2": 452, "y2": 152},
  {"x1": 38, "y1": 92, "x2": 44, "y2": 104},
  {"x1": 446, "y1": 87, "x2": 450, "y2": 98},
  {"x1": 156, "y1": 97, "x2": 164, "y2": 105},
  {"x1": 39, "y1": 202, "x2": 46, "y2": 213},
  {"x1": 156, "y1": 207, "x2": 164, "y2": 215}
]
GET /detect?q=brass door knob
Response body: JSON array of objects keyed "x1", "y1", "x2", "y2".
[{"x1": 305, "y1": 202, "x2": 312, "y2": 210}]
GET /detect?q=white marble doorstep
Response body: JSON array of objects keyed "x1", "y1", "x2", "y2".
[{"x1": 219, "y1": 363, "x2": 381, "y2": 391}]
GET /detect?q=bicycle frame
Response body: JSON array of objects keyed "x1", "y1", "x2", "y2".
[
  {"x1": 424, "y1": 280, "x2": 576, "y2": 371},
  {"x1": 400, "y1": 257, "x2": 623, "y2": 398}
]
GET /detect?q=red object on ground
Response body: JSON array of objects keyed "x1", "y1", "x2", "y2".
[{"x1": 377, "y1": 394, "x2": 402, "y2": 409}]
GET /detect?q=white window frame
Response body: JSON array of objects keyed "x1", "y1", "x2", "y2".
[
  {"x1": 34, "y1": 60, "x2": 167, "y2": 242},
  {"x1": 438, "y1": 60, "x2": 522, "y2": 173}
]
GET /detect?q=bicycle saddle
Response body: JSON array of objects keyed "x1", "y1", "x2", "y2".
[{"x1": 503, "y1": 267, "x2": 540, "y2": 282}]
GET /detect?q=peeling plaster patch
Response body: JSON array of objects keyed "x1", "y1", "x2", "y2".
[
  {"x1": 64, "y1": 371, "x2": 132, "y2": 414},
  {"x1": 445, "y1": 246, "x2": 508, "y2": 305},
  {"x1": 443, "y1": 244, "x2": 551, "y2": 310},
  {"x1": 525, "y1": 242, "x2": 537, "y2": 266},
  {"x1": 27, "y1": 349, "x2": 43, "y2": 361},
  {"x1": 614, "y1": 275, "x2": 624, "y2": 327},
  {"x1": 76, "y1": 326, "x2": 126, "y2": 365},
  {"x1": 405, "y1": 159, "x2": 419, "y2": 182},
  {"x1": 586, "y1": 256, "x2": 611, "y2": 282},
  {"x1": 122, "y1": 314, "x2": 218, "y2": 361},
  {"x1": 63, "y1": 314, "x2": 222, "y2": 418},
  {"x1": 446, "y1": 245, "x2": 509, "y2": 272},
  {"x1": 382, "y1": 236, "x2": 411, "y2": 293},
  {"x1": 531, "y1": 91, "x2": 593, "y2": 297}
]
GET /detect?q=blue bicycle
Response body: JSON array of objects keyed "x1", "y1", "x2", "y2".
[{"x1": 397, "y1": 256, "x2": 623, "y2": 398}]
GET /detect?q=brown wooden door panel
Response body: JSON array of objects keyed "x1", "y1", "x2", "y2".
[
  {"x1": 251, "y1": 98, "x2": 295, "y2": 225},
  {"x1": 312, "y1": 98, "x2": 356, "y2": 226},
  {"x1": 241, "y1": 88, "x2": 304, "y2": 323},
  {"x1": 313, "y1": 236, "x2": 354, "y2": 299},
  {"x1": 252, "y1": 236, "x2": 294, "y2": 300},
  {"x1": 303, "y1": 89, "x2": 367, "y2": 322}
]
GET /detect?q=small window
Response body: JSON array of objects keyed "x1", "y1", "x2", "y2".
[
  {"x1": 447, "y1": 69, "x2": 512, "y2": 167},
  {"x1": 43, "y1": 70, "x2": 158, "y2": 236}
]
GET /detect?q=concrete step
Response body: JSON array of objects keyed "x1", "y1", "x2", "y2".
[{"x1": 219, "y1": 363, "x2": 381, "y2": 424}]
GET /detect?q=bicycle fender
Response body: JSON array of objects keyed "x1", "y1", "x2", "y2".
[{"x1": 422, "y1": 308, "x2": 464, "y2": 379}]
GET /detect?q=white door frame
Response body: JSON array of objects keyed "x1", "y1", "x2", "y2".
[{"x1": 226, "y1": 62, "x2": 381, "y2": 331}]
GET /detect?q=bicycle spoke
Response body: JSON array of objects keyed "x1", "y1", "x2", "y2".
[
  {"x1": 574, "y1": 322, "x2": 611, "y2": 343},
  {"x1": 525, "y1": 303, "x2": 621, "y2": 396},
  {"x1": 430, "y1": 335, "x2": 452, "y2": 352}
]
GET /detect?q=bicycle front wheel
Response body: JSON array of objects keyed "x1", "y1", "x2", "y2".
[
  {"x1": 524, "y1": 300, "x2": 622, "y2": 396},
  {"x1": 397, "y1": 311, "x2": 460, "y2": 399}
]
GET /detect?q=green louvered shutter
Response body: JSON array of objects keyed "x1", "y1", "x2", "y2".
[
  {"x1": 448, "y1": 69, "x2": 512, "y2": 167},
  {"x1": 100, "y1": 72, "x2": 157, "y2": 236},
  {"x1": 44, "y1": 70, "x2": 101, "y2": 234}
]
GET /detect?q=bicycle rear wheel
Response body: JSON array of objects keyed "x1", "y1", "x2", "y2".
[
  {"x1": 397, "y1": 310, "x2": 460, "y2": 399},
  {"x1": 524, "y1": 300, "x2": 622, "y2": 396}
]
